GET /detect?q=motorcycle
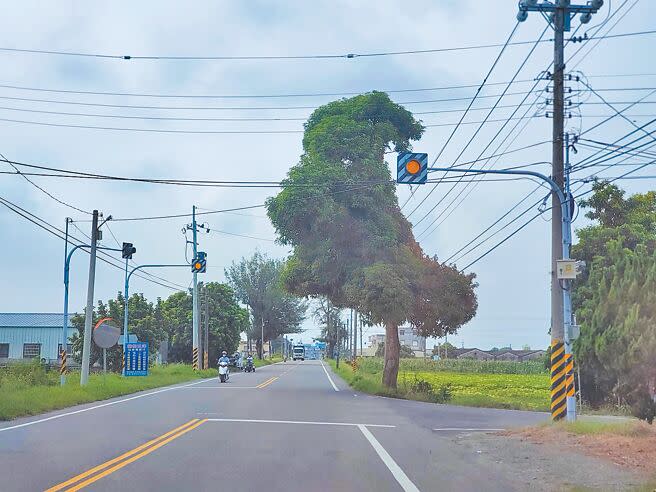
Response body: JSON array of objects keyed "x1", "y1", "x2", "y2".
[
  {"x1": 243, "y1": 358, "x2": 255, "y2": 373},
  {"x1": 218, "y1": 361, "x2": 230, "y2": 383}
]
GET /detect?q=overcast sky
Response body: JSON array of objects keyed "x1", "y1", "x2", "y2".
[{"x1": 0, "y1": 1, "x2": 654, "y2": 350}]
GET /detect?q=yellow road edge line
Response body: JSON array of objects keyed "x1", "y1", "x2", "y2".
[
  {"x1": 258, "y1": 376, "x2": 279, "y2": 389},
  {"x1": 45, "y1": 419, "x2": 200, "y2": 492},
  {"x1": 256, "y1": 377, "x2": 276, "y2": 388},
  {"x1": 61, "y1": 419, "x2": 208, "y2": 492}
]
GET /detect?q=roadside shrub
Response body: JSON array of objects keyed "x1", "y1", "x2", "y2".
[
  {"x1": 0, "y1": 360, "x2": 58, "y2": 389},
  {"x1": 410, "y1": 376, "x2": 452, "y2": 404},
  {"x1": 630, "y1": 389, "x2": 656, "y2": 424}
]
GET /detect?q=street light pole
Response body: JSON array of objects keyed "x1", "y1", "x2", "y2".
[
  {"x1": 122, "y1": 257, "x2": 129, "y2": 376},
  {"x1": 60, "y1": 217, "x2": 72, "y2": 386}
]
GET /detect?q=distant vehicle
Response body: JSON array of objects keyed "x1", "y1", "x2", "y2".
[
  {"x1": 304, "y1": 345, "x2": 318, "y2": 360},
  {"x1": 292, "y1": 345, "x2": 305, "y2": 361}
]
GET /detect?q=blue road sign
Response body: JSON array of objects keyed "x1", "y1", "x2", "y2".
[
  {"x1": 125, "y1": 342, "x2": 149, "y2": 376},
  {"x1": 397, "y1": 152, "x2": 428, "y2": 184}
]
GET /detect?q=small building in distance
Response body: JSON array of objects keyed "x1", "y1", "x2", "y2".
[
  {"x1": 435, "y1": 346, "x2": 547, "y2": 362},
  {"x1": 0, "y1": 313, "x2": 75, "y2": 362},
  {"x1": 398, "y1": 326, "x2": 426, "y2": 357},
  {"x1": 367, "y1": 327, "x2": 426, "y2": 357}
]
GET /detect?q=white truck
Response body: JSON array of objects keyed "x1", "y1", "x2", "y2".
[{"x1": 292, "y1": 344, "x2": 305, "y2": 361}]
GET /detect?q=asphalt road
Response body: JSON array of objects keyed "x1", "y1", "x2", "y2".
[{"x1": 0, "y1": 360, "x2": 548, "y2": 491}]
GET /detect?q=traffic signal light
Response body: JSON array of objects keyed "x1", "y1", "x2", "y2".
[
  {"x1": 122, "y1": 242, "x2": 136, "y2": 259},
  {"x1": 192, "y1": 251, "x2": 207, "y2": 273},
  {"x1": 397, "y1": 152, "x2": 428, "y2": 184}
]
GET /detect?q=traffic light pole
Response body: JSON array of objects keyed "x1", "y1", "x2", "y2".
[
  {"x1": 427, "y1": 165, "x2": 573, "y2": 420},
  {"x1": 61, "y1": 218, "x2": 71, "y2": 386},
  {"x1": 427, "y1": 166, "x2": 569, "y2": 242},
  {"x1": 122, "y1": 263, "x2": 189, "y2": 374}
]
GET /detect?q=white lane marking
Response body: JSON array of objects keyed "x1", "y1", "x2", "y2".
[
  {"x1": 177, "y1": 386, "x2": 258, "y2": 389},
  {"x1": 0, "y1": 378, "x2": 210, "y2": 433},
  {"x1": 206, "y1": 418, "x2": 395, "y2": 428},
  {"x1": 320, "y1": 360, "x2": 339, "y2": 391},
  {"x1": 432, "y1": 428, "x2": 504, "y2": 432},
  {"x1": 358, "y1": 425, "x2": 420, "y2": 492}
]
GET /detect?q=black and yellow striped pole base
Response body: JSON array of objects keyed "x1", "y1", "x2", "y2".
[
  {"x1": 60, "y1": 349, "x2": 67, "y2": 376},
  {"x1": 193, "y1": 347, "x2": 199, "y2": 371},
  {"x1": 550, "y1": 340, "x2": 567, "y2": 421},
  {"x1": 565, "y1": 353, "x2": 575, "y2": 400},
  {"x1": 121, "y1": 352, "x2": 125, "y2": 376}
]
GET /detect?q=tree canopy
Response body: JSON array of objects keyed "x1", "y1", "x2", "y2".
[
  {"x1": 71, "y1": 282, "x2": 248, "y2": 371},
  {"x1": 573, "y1": 182, "x2": 656, "y2": 422},
  {"x1": 225, "y1": 252, "x2": 307, "y2": 357},
  {"x1": 267, "y1": 92, "x2": 477, "y2": 388}
]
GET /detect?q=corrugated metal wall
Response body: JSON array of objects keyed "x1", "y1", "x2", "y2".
[{"x1": 0, "y1": 327, "x2": 76, "y2": 359}]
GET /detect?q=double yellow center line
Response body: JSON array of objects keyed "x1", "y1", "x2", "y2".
[
  {"x1": 45, "y1": 418, "x2": 207, "y2": 491},
  {"x1": 256, "y1": 376, "x2": 278, "y2": 389}
]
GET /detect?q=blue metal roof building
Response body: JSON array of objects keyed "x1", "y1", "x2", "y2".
[{"x1": 0, "y1": 313, "x2": 76, "y2": 361}]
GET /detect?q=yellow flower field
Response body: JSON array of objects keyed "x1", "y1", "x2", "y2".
[{"x1": 400, "y1": 371, "x2": 551, "y2": 411}]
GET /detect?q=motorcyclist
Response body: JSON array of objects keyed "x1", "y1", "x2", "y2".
[
  {"x1": 245, "y1": 352, "x2": 254, "y2": 371},
  {"x1": 218, "y1": 351, "x2": 230, "y2": 365}
]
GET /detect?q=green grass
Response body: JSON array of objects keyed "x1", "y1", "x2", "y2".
[
  {"x1": 404, "y1": 371, "x2": 550, "y2": 411},
  {"x1": 554, "y1": 419, "x2": 646, "y2": 437},
  {"x1": 328, "y1": 358, "x2": 551, "y2": 411},
  {"x1": 0, "y1": 363, "x2": 215, "y2": 421},
  {"x1": 357, "y1": 357, "x2": 547, "y2": 375},
  {"x1": 254, "y1": 355, "x2": 283, "y2": 368}
]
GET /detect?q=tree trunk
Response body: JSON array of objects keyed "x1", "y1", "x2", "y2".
[{"x1": 382, "y1": 323, "x2": 400, "y2": 389}]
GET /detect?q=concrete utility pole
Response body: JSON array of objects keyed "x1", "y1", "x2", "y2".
[
  {"x1": 517, "y1": 0, "x2": 604, "y2": 422},
  {"x1": 80, "y1": 210, "x2": 99, "y2": 386},
  {"x1": 192, "y1": 205, "x2": 199, "y2": 369},
  {"x1": 360, "y1": 319, "x2": 363, "y2": 358},
  {"x1": 261, "y1": 317, "x2": 265, "y2": 359},
  {"x1": 353, "y1": 310, "x2": 357, "y2": 359},
  {"x1": 550, "y1": 4, "x2": 566, "y2": 351}
]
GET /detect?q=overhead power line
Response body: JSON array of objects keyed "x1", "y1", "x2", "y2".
[
  {"x1": 404, "y1": 22, "x2": 523, "y2": 216},
  {"x1": 0, "y1": 29, "x2": 651, "y2": 61},
  {"x1": 9, "y1": 112, "x2": 637, "y2": 135},
  {"x1": 0, "y1": 195, "x2": 185, "y2": 291},
  {"x1": 0, "y1": 83, "x2": 549, "y2": 101},
  {"x1": 0, "y1": 150, "x2": 91, "y2": 215},
  {"x1": 461, "y1": 153, "x2": 656, "y2": 271},
  {"x1": 410, "y1": 24, "x2": 550, "y2": 226}
]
